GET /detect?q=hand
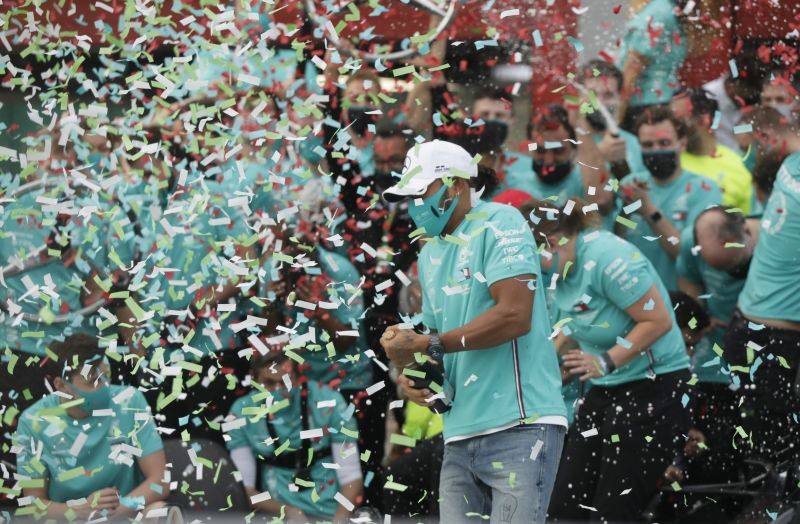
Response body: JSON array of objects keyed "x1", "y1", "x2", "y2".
[
  {"x1": 664, "y1": 464, "x2": 685, "y2": 483},
  {"x1": 597, "y1": 133, "x2": 628, "y2": 163},
  {"x1": 621, "y1": 180, "x2": 655, "y2": 215},
  {"x1": 684, "y1": 428, "x2": 707, "y2": 458},
  {"x1": 72, "y1": 487, "x2": 120, "y2": 519},
  {"x1": 285, "y1": 504, "x2": 307, "y2": 522},
  {"x1": 397, "y1": 373, "x2": 432, "y2": 407},
  {"x1": 294, "y1": 275, "x2": 331, "y2": 308},
  {"x1": 380, "y1": 325, "x2": 430, "y2": 366},
  {"x1": 562, "y1": 350, "x2": 604, "y2": 382}
]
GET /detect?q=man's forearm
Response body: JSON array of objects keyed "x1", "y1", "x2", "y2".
[
  {"x1": 439, "y1": 301, "x2": 531, "y2": 353},
  {"x1": 113, "y1": 476, "x2": 168, "y2": 517},
  {"x1": 606, "y1": 319, "x2": 670, "y2": 369},
  {"x1": 332, "y1": 480, "x2": 362, "y2": 522}
]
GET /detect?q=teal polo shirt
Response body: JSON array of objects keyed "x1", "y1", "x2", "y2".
[
  {"x1": 225, "y1": 382, "x2": 357, "y2": 518},
  {"x1": 262, "y1": 246, "x2": 372, "y2": 391},
  {"x1": 550, "y1": 230, "x2": 690, "y2": 387},
  {"x1": 14, "y1": 386, "x2": 163, "y2": 503},
  {"x1": 419, "y1": 201, "x2": 566, "y2": 441},
  {"x1": 738, "y1": 152, "x2": 800, "y2": 322},
  {"x1": 616, "y1": 0, "x2": 687, "y2": 107},
  {"x1": 503, "y1": 157, "x2": 584, "y2": 206},
  {"x1": 676, "y1": 227, "x2": 743, "y2": 384},
  {"x1": 621, "y1": 170, "x2": 722, "y2": 290}
]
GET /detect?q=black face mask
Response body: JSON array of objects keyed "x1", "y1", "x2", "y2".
[
  {"x1": 372, "y1": 170, "x2": 396, "y2": 193},
  {"x1": 533, "y1": 159, "x2": 573, "y2": 185},
  {"x1": 347, "y1": 106, "x2": 375, "y2": 137},
  {"x1": 726, "y1": 255, "x2": 752, "y2": 280},
  {"x1": 586, "y1": 110, "x2": 607, "y2": 132},
  {"x1": 457, "y1": 119, "x2": 509, "y2": 155},
  {"x1": 642, "y1": 150, "x2": 679, "y2": 180}
]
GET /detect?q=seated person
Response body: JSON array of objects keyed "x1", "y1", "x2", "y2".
[
  {"x1": 225, "y1": 350, "x2": 363, "y2": 522},
  {"x1": 13, "y1": 334, "x2": 167, "y2": 520}
]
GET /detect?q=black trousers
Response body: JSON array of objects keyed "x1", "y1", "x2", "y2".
[
  {"x1": 342, "y1": 384, "x2": 389, "y2": 507},
  {"x1": 723, "y1": 310, "x2": 800, "y2": 465},
  {"x1": 549, "y1": 369, "x2": 691, "y2": 523},
  {"x1": 382, "y1": 435, "x2": 443, "y2": 517}
]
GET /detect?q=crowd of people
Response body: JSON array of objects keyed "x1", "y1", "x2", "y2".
[{"x1": 1, "y1": 0, "x2": 800, "y2": 522}]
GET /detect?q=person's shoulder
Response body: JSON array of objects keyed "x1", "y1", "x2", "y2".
[
  {"x1": 780, "y1": 151, "x2": 800, "y2": 175},
  {"x1": 19, "y1": 394, "x2": 58, "y2": 423},
  {"x1": 230, "y1": 389, "x2": 259, "y2": 413},
  {"x1": 584, "y1": 231, "x2": 641, "y2": 270},
  {"x1": 621, "y1": 170, "x2": 650, "y2": 185}
]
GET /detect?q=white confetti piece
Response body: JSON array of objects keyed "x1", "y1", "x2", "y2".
[
  {"x1": 581, "y1": 428, "x2": 599, "y2": 438},
  {"x1": 335, "y1": 492, "x2": 355, "y2": 511},
  {"x1": 250, "y1": 491, "x2": 272, "y2": 504},
  {"x1": 69, "y1": 432, "x2": 88, "y2": 456},
  {"x1": 530, "y1": 439, "x2": 544, "y2": 460},
  {"x1": 300, "y1": 428, "x2": 324, "y2": 440},
  {"x1": 366, "y1": 381, "x2": 385, "y2": 396}
]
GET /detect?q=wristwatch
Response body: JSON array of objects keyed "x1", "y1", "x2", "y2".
[
  {"x1": 648, "y1": 210, "x2": 663, "y2": 224},
  {"x1": 427, "y1": 334, "x2": 445, "y2": 364}
]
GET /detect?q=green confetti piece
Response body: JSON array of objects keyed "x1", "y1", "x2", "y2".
[
  {"x1": 57, "y1": 467, "x2": 85, "y2": 482},
  {"x1": 671, "y1": 481, "x2": 682, "y2": 492},
  {"x1": 492, "y1": 462, "x2": 504, "y2": 470},
  {"x1": 611, "y1": 434, "x2": 620, "y2": 443},
  {"x1": 392, "y1": 65, "x2": 416, "y2": 77},
  {"x1": 390, "y1": 434, "x2": 416, "y2": 447},
  {"x1": 616, "y1": 215, "x2": 638, "y2": 230},
  {"x1": 403, "y1": 368, "x2": 427, "y2": 379}
]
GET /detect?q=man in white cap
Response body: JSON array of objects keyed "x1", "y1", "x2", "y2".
[{"x1": 379, "y1": 140, "x2": 566, "y2": 523}]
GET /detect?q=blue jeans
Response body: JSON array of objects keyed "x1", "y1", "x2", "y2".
[{"x1": 439, "y1": 424, "x2": 565, "y2": 523}]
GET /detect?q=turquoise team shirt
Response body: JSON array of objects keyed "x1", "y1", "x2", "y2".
[
  {"x1": 419, "y1": 201, "x2": 566, "y2": 441},
  {"x1": 262, "y1": 247, "x2": 372, "y2": 391},
  {"x1": 616, "y1": 0, "x2": 687, "y2": 107},
  {"x1": 503, "y1": 156, "x2": 584, "y2": 206},
  {"x1": 0, "y1": 176, "x2": 110, "y2": 356},
  {"x1": 738, "y1": 152, "x2": 800, "y2": 322},
  {"x1": 225, "y1": 382, "x2": 357, "y2": 518},
  {"x1": 676, "y1": 227, "x2": 742, "y2": 384},
  {"x1": 14, "y1": 386, "x2": 163, "y2": 503},
  {"x1": 621, "y1": 170, "x2": 722, "y2": 290},
  {"x1": 550, "y1": 230, "x2": 689, "y2": 387}
]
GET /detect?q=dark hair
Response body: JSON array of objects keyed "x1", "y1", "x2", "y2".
[
  {"x1": 633, "y1": 106, "x2": 688, "y2": 139},
  {"x1": 44, "y1": 334, "x2": 103, "y2": 381},
  {"x1": 472, "y1": 87, "x2": 510, "y2": 105},
  {"x1": 527, "y1": 104, "x2": 577, "y2": 144},
  {"x1": 694, "y1": 206, "x2": 746, "y2": 244},
  {"x1": 669, "y1": 291, "x2": 710, "y2": 333},
  {"x1": 745, "y1": 105, "x2": 798, "y2": 134},
  {"x1": 375, "y1": 123, "x2": 415, "y2": 149},
  {"x1": 753, "y1": 148, "x2": 788, "y2": 198},
  {"x1": 519, "y1": 197, "x2": 601, "y2": 243},
  {"x1": 579, "y1": 60, "x2": 623, "y2": 91},
  {"x1": 673, "y1": 88, "x2": 719, "y2": 118},
  {"x1": 473, "y1": 164, "x2": 501, "y2": 197}
]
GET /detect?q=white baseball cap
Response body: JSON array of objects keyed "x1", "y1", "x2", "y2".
[{"x1": 382, "y1": 140, "x2": 478, "y2": 202}]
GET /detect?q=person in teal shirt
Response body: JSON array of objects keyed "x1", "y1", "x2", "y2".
[
  {"x1": 723, "y1": 148, "x2": 800, "y2": 475},
  {"x1": 381, "y1": 140, "x2": 566, "y2": 523},
  {"x1": 617, "y1": 0, "x2": 687, "y2": 131},
  {"x1": 620, "y1": 106, "x2": 722, "y2": 290},
  {"x1": 225, "y1": 350, "x2": 362, "y2": 520},
  {"x1": 676, "y1": 207, "x2": 759, "y2": 385},
  {"x1": 13, "y1": 334, "x2": 166, "y2": 520},
  {"x1": 524, "y1": 199, "x2": 690, "y2": 522}
]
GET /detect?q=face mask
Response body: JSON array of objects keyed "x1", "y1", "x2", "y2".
[
  {"x1": 297, "y1": 135, "x2": 325, "y2": 164},
  {"x1": 474, "y1": 120, "x2": 509, "y2": 152},
  {"x1": 408, "y1": 184, "x2": 460, "y2": 238},
  {"x1": 586, "y1": 110, "x2": 608, "y2": 132},
  {"x1": 726, "y1": 255, "x2": 751, "y2": 280},
  {"x1": 373, "y1": 170, "x2": 397, "y2": 193},
  {"x1": 642, "y1": 150, "x2": 679, "y2": 180},
  {"x1": 533, "y1": 159, "x2": 573, "y2": 186},
  {"x1": 68, "y1": 381, "x2": 111, "y2": 414},
  {"x1": 347, "y1": 106, "x2": 376, "y2": 137}
]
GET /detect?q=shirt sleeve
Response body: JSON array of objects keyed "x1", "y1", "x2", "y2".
[
  {"x1": 13, "y1": 414, "x2": 47, "y2": 480},
  {"x1": 130, "y1": 390, "x2": 163, "y2": 457},
  {"x1": 225, "y1": 397, "x2": 250, "y2": 451},
  {"x1": 687, "y1": 178, "x2": 722, "y2": 226},
  {"x1": 419, "y1": 256, "x2": 437, "y2": 329},
  {"x1": 676, "y1": 227, "x2": 702, "y2": 284},
  {"x1": 482, "y1": 207, "x2": 539, "y2": 287},
  {"x1": 597, "y1": 241, "x2": 657, "y2": 310}
]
